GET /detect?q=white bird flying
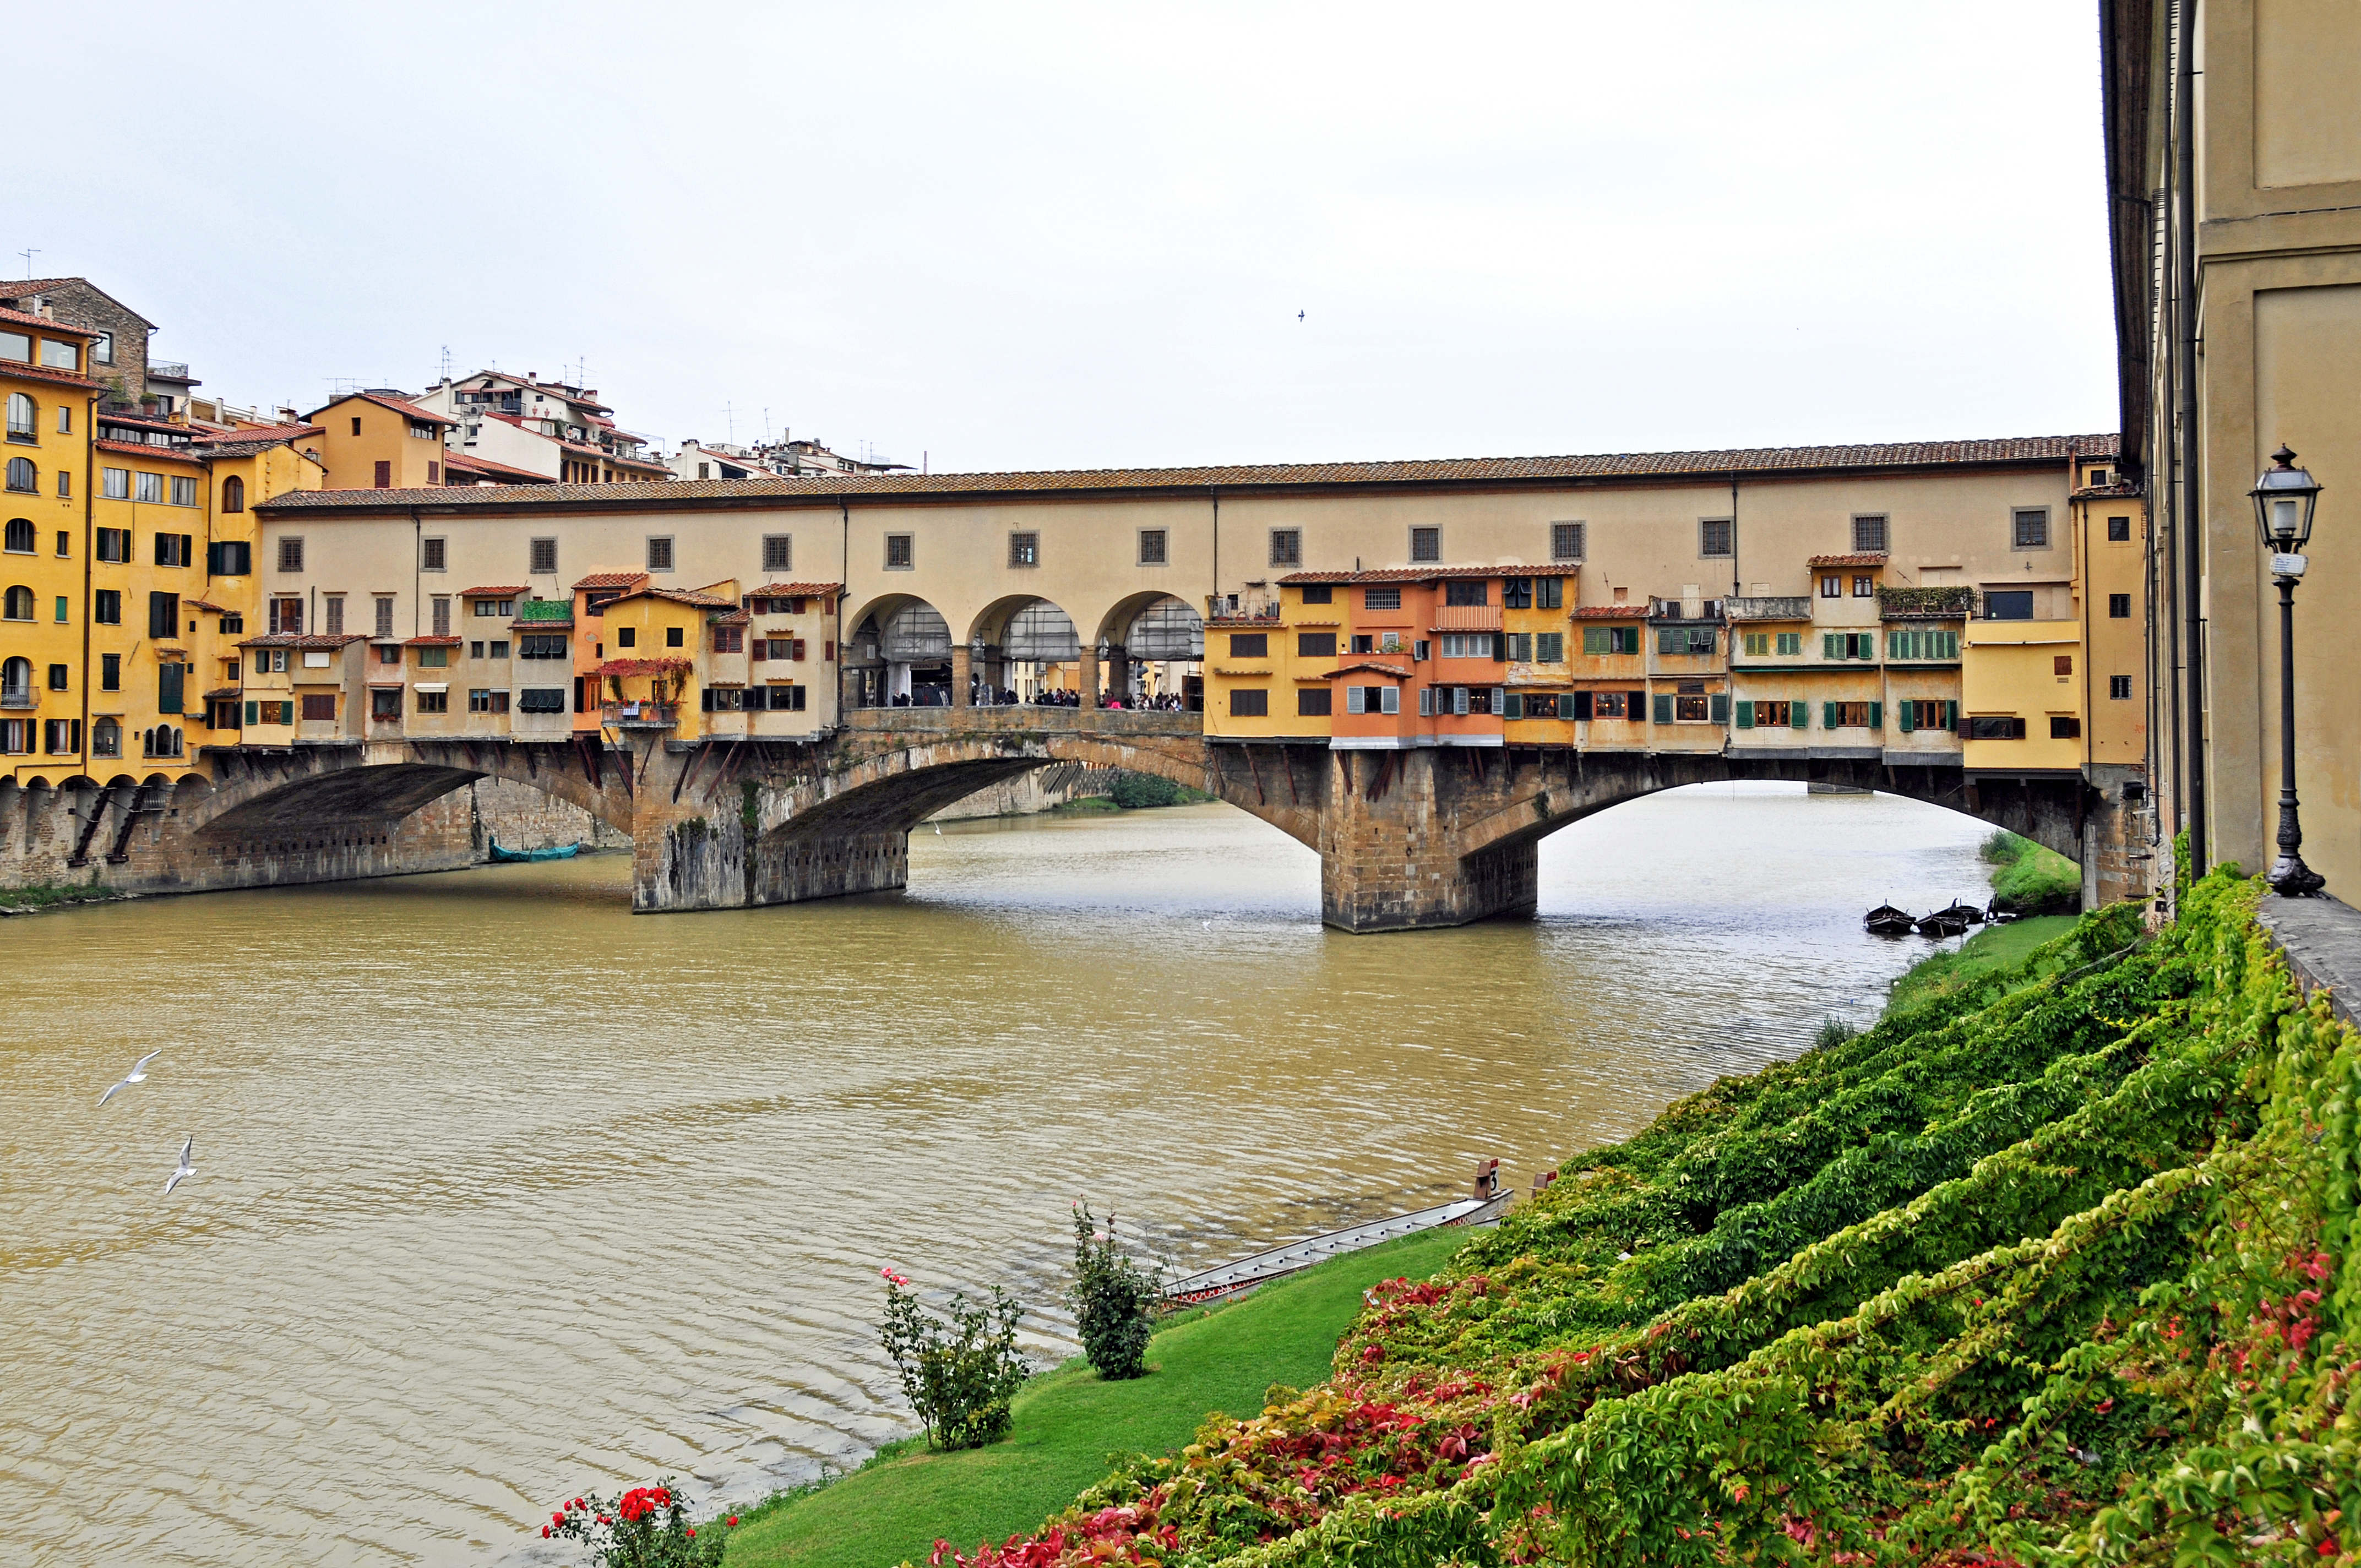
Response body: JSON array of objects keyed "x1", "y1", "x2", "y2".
[
  {"x1": 164, "y1": 1135, "x2": 197, "y2": 1196},
  {"x1": 99, "y1": 1050, "x2": 163, "y2": 1106}
]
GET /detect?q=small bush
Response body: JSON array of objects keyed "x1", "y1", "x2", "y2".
[
  {"x1": 540, "y1": 1480, "x2": 736, "y2": 1566},
  {"x1": 877, "y1": 1268, "x2": 1028, "y2": 1450},
  {"x1": 1981, "y1": 828, "x2": 2082, "y2": 914},
  {"x1": 1106, "y1": 771, "x2": 1188, "y2": 809},
  {"x1": 1069, "y1": 1201, "x2": 1162, "y2": 1380},
  {"x1": 1811, "y1": 1016, "x2": 1857, "y2": 1052}
]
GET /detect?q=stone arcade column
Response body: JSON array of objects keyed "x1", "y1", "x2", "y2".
[
  {"x1": 1316, "y1": 747, "x2": 1539, "y2": 932},
  {"x1": 1077, "y1": 649, "x2": 1100, "y2": 710},
  {"x1": 951, "y1": 644, "x2": 972, "y2": 709}
]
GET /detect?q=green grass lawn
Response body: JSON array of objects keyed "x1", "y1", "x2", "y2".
[
  {"x1": 1888, "y1": 914, "x2": 2079, "y2": 1009},
  {"x1": 725, "y1": 1227, "x2": 1468, "y2": 1568}
]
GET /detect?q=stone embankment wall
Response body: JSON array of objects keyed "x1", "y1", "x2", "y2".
[{"x1": 467, "y1": 778, "x2": 632, "y2": 853}]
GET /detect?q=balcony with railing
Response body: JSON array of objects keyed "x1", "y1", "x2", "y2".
[
  {"x1": 149, "y1": 361, "x2": 192, "y2": 381},
  {"x1": 1726, "y1": 595, "x2": 1812, "y2": 621},
  {"x1": 1879, "y1": 586, "x2": 1977, "y2": 619},
  {"x1": 0, "y1": 685, "x2": 35, "y2": 711},
  {"x1": 601, "y1": 700, "x2": 679, "y2": 727},
  {"x1": 1647, "y1": 596, "x2": 1725, "y2": 622}
]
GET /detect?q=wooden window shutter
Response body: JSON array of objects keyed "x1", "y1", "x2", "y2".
[
  {"x1": 1792, "y1": 701, "x2": 1809, "y2": 730},
  {"x1": 1823, "y1": 632, "x2": 1840, "y2": 660},
  {"x1": 245, "y1": 700, "x2": 257, "y2": 726},
  {"x1": 1868, "y1": 700, "x2": 1881, "y2": 729},
  {"x1": 1945, "y1": 700, "x2": 1958, "y2": 731},
  {"x1": 1823, "y1": 701, "x2": 1837, "y2": 728},
  {"x1": 1898, "y1": 701, "x2": 1915, "y2": 733},
  {"x1": 1736, "y1": 700, "x2": 1753, "y2": 728},
  {"x1": 1711, "y1": 694, "x2": 1729, "y2": 724},
  {"x1": 1652, "y1": 693, "x2": 1672, "y2": 725},
  {"x1": 373, "y1": 460, "x2": 391, "y2": 488}
]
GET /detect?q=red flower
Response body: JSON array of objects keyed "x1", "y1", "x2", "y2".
[
  {"x1": 573, "y1": 1498, "x2": 585, "y2": 1510},
  {"x1": 728, "y1": 1516, "x2": 739, "y2": 1526},
  {"x1": 542, "y1": 1526, "x2": 552, "y2": 1538}
]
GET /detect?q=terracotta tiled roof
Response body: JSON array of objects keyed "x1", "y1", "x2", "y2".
[
  {"x1": 1568, "y1": 605, "x2": 1646, "y2": 619},
  {"x1": 1280, "y1": 564, "x2": 1569, "y2": 585},
  {"x1": 306, "y1": 390, "x2": 458, "y2": 427},
  {"x1": 747, "y1": 582, "x2": 843, "y2": 598},
  {"x1": 189, "y1": 422, "x2": 325, "y2": 458},
  {"x1": 1, "y1": 359, "x2": 105, "y2": 392},
  {"x1": 2072, "y1": 481, "x2": 2145, "y2": 499},
  {"x1": 1807, "y1": 553, "x2": 1889, "y2": 568},
  {"x1": 0, "y1": 304, "x2": 100, "y2": 339},
  {"x1": 403, "y1": 635, "x2": 464, "y2": 647},
  {"x1": 572, "y1": 571, "x2": 648, "y2": 591},
  {"x1": 255, "y1": 435, "x2": 2116, "y2": 514},
  {"x1": 1326, "y1": 660, "x2": 1413, "y2": 679},
  {"x1": 236, "y1": 633, "x2": 367, "y2": 649},
  {"x1": 605, "y1": 585, "x2": 737, "y2": 610},
  {"x1": 459, "y1": 584, "x2": 529, "y2": 597},
  {"x1": 203, "y1": 687, "x2": 241, "y2": 700},
  {"x1": 443, "y1": 449, "x2": 555, "y2": 483},
  {"x1": 95, "y1": 437, "x2": 201, "y2": 461},
  {"x1": 510, "y1": 615, "x2": 573, "y2": 630},
  {"x1": 711, "y1": 607, "x2": 749, "y2": 627}
]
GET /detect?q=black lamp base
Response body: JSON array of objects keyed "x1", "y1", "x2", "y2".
[{"x1": 2269, "y1": 852, "x2": 2326, "y2": 898}]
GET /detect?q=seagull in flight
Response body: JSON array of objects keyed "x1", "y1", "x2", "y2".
[
  {"x1": 100, "y1": 1050, "x2": 163, "y2": 1106},
  {"x1": 1297, "y1": 310, "x2": 1305, "y2": 323},
  {"x1": 164, "y1": 1135, "x2": 197, "y2": 1196}
]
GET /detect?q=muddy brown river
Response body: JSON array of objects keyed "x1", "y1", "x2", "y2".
[{"x1": 2, "y1": 782, "x2": 1998, "y2": 1565}]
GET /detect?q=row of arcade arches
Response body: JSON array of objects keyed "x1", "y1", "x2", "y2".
[{"x1": 843, "y1": 591, "x2": 1205, "y2": 709}]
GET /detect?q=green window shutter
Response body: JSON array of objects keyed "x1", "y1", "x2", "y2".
[
  {"x1": 244, "y1": 700, "x2": 257, "y2": 726},
  {"x1": 1946, "y1": 700, "x2": 1958, "y2": 732},
  {"x1": 1823, "y1": 632, "x2": 1840, "y2": 660},
  {"x1": 1736, "y1": 699, "x2": 1754, "y2": 728},
  {"x1": 1711, "y1": 693, "x2": 1729, "y2": 724},
  {"x1": 1504, "y1": 693, "x2": 1524, "y2": 720},
  {"x1": 1869, "y1": 700, "x2": 1882, "y2": 729},
  {"x1": 1823, "y1": 700, "x2": 1836, "y2": 729},
  {"x1": 1652, "y1": 694, "x2": 1672, "y2": 725},
  {"x1": 1898, "y1": 700, "x2": 1914, "y2": 733},
  {"x1": 1792, "y1": 700, "x2": 1809, "y2": 730},
  {"x1": 1557, "y1": 693, "x2": 1575, "y2": 719}
]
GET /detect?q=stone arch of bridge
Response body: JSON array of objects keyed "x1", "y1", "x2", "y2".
[
  {"x1": 1405, "y1": 748, "x2": 2084, "y2": 870},
  {"x1": 183, "y1": 742, "x2": 634, "y2": 841}
]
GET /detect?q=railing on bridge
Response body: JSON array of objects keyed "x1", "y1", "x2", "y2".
[
  {"x1": 844, "y1": 706, "x2": 1204, "y2": 737},
  {"x1": 602, "y1": 701, "x2": 680, "y2": 727}
]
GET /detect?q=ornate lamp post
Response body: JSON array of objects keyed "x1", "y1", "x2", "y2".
[{"x1": 2249, "y1": 445, "x2": 2326, "y2": 896}]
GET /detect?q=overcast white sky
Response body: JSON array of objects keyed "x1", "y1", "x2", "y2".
[{"x1": 13, "y1": 3, "x2": 2115, "y2": 473}]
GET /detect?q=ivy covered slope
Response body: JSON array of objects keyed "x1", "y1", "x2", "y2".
[{"x1": 937, "y1": 873, "x2": 2361, "y2": 1567}]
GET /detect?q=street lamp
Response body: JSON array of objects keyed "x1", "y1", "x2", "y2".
[{"x1": 2249, "y1": 444, "x2": 2326, "y2": 896}]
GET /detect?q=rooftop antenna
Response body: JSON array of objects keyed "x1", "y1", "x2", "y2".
[
  {"x1": 763, "y1": 407, "x2": 772, "y2": 445},
  {"x1": 438, "y1": 344, "x2": 451, "y2": 383},
  {"x1": 17, "y1": 248, "x2": 39, "y2": 280},
  {"x1": 724, "y1": 401, "x2": 736, "y2": 444}
]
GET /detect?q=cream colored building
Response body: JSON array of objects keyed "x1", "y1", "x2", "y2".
[{"x1": 2105, "y1": 0, "x2": 2361, "y2": 897}]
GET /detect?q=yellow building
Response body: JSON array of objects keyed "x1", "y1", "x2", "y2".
[
  {"x1": 303, "y1": 391, "x2": 457, "y2": 490},
  {"x1": 590, "y1": 582, "x2": 740, "y2": 741},
  {"x1": 90, "y1": 416, "x2": 219, "y2": 775},
  {"x1": 1, "y1": 307, "x2": 100, "y2": 778},
  {"x1": 1203, "y1": 580, "x2": 1338, "y2": 740}
]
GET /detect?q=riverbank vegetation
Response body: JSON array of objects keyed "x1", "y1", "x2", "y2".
[
  {"x1": 1982, "y1": 826, "x2": 2082, "y2": 914},
  {"x1": 1055, "y1": 772, "x2": 1215, "y2": 815},
  {"x1": 0, "y1": 879, "x2": 124, "y2": 915},
  {"x1": 807, "y1": 864, "x2": 2360, "y2": 1566},
  {"x1": 723, "y1": 1230, "x2": 1464, "y2": 1568},
  {"x1": 1887, "y1": 912, "x2": 2076, "y2": 1009}
]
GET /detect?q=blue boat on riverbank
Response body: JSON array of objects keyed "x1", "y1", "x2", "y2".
[{"x1": 486, "y1": 838, "x2": 581, "y2": 863}]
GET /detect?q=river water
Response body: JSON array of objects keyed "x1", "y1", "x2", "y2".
[{"x1": 2, "y1": 782, "x2": 1996, "y2": 1566}]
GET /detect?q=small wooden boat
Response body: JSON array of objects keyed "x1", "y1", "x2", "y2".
[
  {"x1": 1916, "y1": 910, "x2": 1971, "y2": 938},
  {"x1": 1930, "y1": 899, "x2": 1987, "y2": 927},
  {"x1": 487, "y1": 837, "x2": 581, "y2": 863},
  {"x1": 1865, "y1": 903, "x2": 1916, "y2": 937}
]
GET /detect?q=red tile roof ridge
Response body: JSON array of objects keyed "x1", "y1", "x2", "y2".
[
  {"x1": 237, "y1": 633, "x2": 368, "y2": 648},
  {"x1": 1326, "y1": 660, "x2": 1414, "y2": 679},
  {"x1": 249, "y1": 434, "x2": 2123, "y2": 511},
  {"x1": 606, "y1": 585, "x2": 737, "y2": 609},
  {"x1": 2, "y1": 360, "x2": 106, "y2": 391},
  {"x1": 572, "y1": 571, "x2": 649, "y2": 590},
  {"x1": 1807, "y1": 552, "x2": 1891, "y2": 567},
  {"x1": 458, "y1": 585, "x2": 529, "y2": 597},
  {"x1": 711, "y1": 608, "x2": 749, "y2": 626},
  {"x1": 0, "y1": 304, "x2": 100, "y2": 337},
  {"x1": 95, "y1": 438, "x2": 202, "y2": 460},
  {"x1": 1568, "y1": 605, "x2": 1647, "y2": 618},
  {"x1": 442, "y1": 450, "x2": 554, "y2": 482},
  {"x1": 1279, "y1": 563, "x2": 1571, "y2": 584},
  {"x1": 747, "y1": 581, "x2": 844, "y2": 597},
  {"x1": 307, "y1": 390, "x2": 458, "y2": 426},
  {"x1": 402, "y1": 635, "x2": 464, "y2": 646}
]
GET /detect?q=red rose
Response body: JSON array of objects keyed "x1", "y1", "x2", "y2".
[
  {"x1": 728, "y1": 1516, "x2": 739, "y2": 1526},
  {"x1": 542, "y1": 1526, "x2": 552, "y2": 1538}
]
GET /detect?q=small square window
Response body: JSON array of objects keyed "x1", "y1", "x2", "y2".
[
  {"x1": 2054, "y1": 654, "x2": 2073, "y2": 676},
  {"x1": 884, "y1": 533, "x2": 913, "y2": 570},
  {"x1": 1699, "y1": 519, "x2": 1733, "y2": 557},
  {"x1": 530, "y1": 537, "x2": 558, "y2": 574},
  {"x1": 1269, "y1": 529, "x2": 1301, "y2": 568},
  {"x1": 2107, "y1": 516, "x2": 2131, "y2": 542},
  {"x1": 1551, "y1": 521, "x2": 1585, "y2": 561},
  {"x1": 2012, "y1": 508, "x2": 2050, "y2": 549},
  {"x1": 1820, "y1": 574, "x2": 1842, "y2": 597},
  {"x1": 1408, "y1": 526, "x2": 1440, "y2": 563},
  {"x1": 762, "y1": 534, "x2": 792, "y2": 572},
  {"x1": 1851, "y1": 514, "x2": 1889, "y2": 553},
  {"x1": 2109, "y1": 674, "x2": 2133, "y2": 700},
  {"x1": 2050, "y1": 715, "x2": 2081, "y2": 739},
  {"x1": 279, "y1": 537, "x2": 304, "y2": 573},
  {"x1": 421, "y1": 537, "x2": 447, "y2": 570},
  {"x1": 1009, "y1": 531, "x2": 1039, "y2": 568},
  {"x1": 646, "y1": 536, "x2": 674, "y2": 572},
  {"x1": 2108, "y1": 593, "x2": 2131, "y2": 618},
  {"x1": 666, "y1": 625, "x2": 684, "y2": 648},
  {"x1": 1137, "y1": 528, "x2": 1167, "y2": 565},
  {"x1": 1852, "y1": 575, "x2": 1874, "y2": 597}
]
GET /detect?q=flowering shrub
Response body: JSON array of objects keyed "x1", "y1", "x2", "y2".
[
  {"x1": 1069, "y1": 1200, "x2": 1161, "y2": 1381},
  {"x1": 539, "y1": 1480, "x2": 736, "y2": 1567},
  {"x1": 879, "y1": 1268, "x2": 1027, "y2": 1450}
]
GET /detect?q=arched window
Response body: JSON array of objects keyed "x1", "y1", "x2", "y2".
[
  {"x1": 1, "y1": 656, "x2": 29, "y2": 698},
  {"x1": 3, "y1": 518, "x2": 32, "y2": 553},
  {"x1": 222, "y1": 475, "x2": 245, "y2": 514},
  {"x1": 4, "y1": 393, "x2": 31, "y2": 441},
  {"x1": 2, "y1": 585, "x2": 33, "y2": 621},
  {"x1": 4, "y1": 456, "x2": 32, "y2": 494},
  {"x1": 93, "y1": 716, "x2": 120, "y2": 758}
]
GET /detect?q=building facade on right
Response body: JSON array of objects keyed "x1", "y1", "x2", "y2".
[{"x1": 2104, "y1": 0, "x2": 2361, "y2": 902}]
